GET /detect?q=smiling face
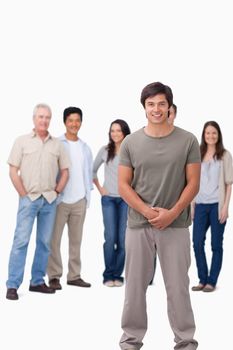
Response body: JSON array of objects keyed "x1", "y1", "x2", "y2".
[
  {"x1": 65, "y1": 113, "x2": 82, "y2": 138},
  {"x1": 204, "y1": 125, "x2": 219, "y2": 146},
  {"x1": 144, "y1": 93, "x2": 170, "y2": 126},
  {"x1": 33, "y1": 106, "x2": 51, "y2": 134},
  {"x1": 110, "y1": 123, "x2": 125, "y2": 145}
]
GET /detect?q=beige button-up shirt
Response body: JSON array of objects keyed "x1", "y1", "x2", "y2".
[{"x1": 8, "y1": 131, "x2": 70, "y2": 203}]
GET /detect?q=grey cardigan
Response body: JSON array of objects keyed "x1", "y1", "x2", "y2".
[{"x1": 218, "y1": 150, "x2": 233, "y2": 217}]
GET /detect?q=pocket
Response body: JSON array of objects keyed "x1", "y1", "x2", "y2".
[
  {"x1": 101, "y1": 195, "x2": 111, "y2": 205},
  {"x1": 23, "y1": 147, "x2": 38, "y2": 155},
  {"x1": 55, "y1": 194, "x2": 63, "y2": 206},
  {"x1": 19, "y1": 195, "x2": 32, "y2": 211},
  {"x1": 48, "y1": 150, "x2": 59, "y2": 157},
  {"x1": 22, "y1": 148, "x2": 38, "y2": 162},
  {"x1": 48, "y1": 150, "x2": 59, "y2": 164},
  {"x1": 19, "y1": 194, "x2": 31, "y2": 202}
]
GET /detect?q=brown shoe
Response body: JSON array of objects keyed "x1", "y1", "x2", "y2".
[
  {"x1": 67, "y1": 278, "x2": 91, "y2": 288},
  {"x1": 6, "y1": 288, "x2": 19, "y2": 300},
  {"x1": 49, "y1": 278, "x2": 62, "y2": 290},
  {"x1": 203, "y1": 284, "x2": 215, "y2": 292},
  {"x1": 29, "y1": 283, "x2": 56, "y2": 294},
  {"x1": 191, "y1": 283, "x2": 205, "y2": 291}
]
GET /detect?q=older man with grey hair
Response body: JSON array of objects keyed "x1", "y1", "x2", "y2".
[{"x1": 6, "y1": 103, "x2": 70, "y2": 300}]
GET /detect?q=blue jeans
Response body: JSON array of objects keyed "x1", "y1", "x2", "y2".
[
  {"x1": 192, "y1": 203, "x2": 226, "y2": 287},
  {"x1": 7, "y1": 196, "x2": 57, "y2": 289},
  {"x1": 101, "y1": 196, "x2": 128, "y2": 283}
]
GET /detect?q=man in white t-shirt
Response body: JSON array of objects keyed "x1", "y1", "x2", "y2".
[{"x1": 47, "y1": 107, "x2": 93, "y2": 290}]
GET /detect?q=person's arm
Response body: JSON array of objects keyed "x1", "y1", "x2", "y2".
[
  {"x1": 118, "y1": 165, "x2": 159, "y2": 220},
  {"x1": 93, "y1": 178, "x2": 108, "y2": 196},
  {"x1": 55, "y1": 168, "x2": 69, "y2": 194},
  {"x1": 9, "y1": 165, "x2": 27, "y2": 197},
  {"x1": 219, "y1": 184, "x2": 232, "y2": 223},
  {"x1": 149, "y1": 162, "x2": 200, "y2": 229},
  {"x1": 219, "y1": 151, "x2": 233, "y2": 223},
  {"x1": 191, "y1": 200, "x2": 196, "y2": 221},
  {"x1": 86, "y1": 145, "x2": 94, "y2": 190},
  {"x1": 93, "y1": 147, "x2": 108, "y2": 196}
]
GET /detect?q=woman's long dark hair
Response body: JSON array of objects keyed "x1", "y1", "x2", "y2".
[
  {"x1": 200, "y1": 121, "x2": 225, "y2": 161},
  {"x1": 106, "y1": 119, "x2": 131, "y2": 163}
]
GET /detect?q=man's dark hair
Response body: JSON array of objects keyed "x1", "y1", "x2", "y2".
[
  {"x1": 140, "y1": 82, "x2": 173, "y2": 108},
  {"x1": 63, "y1": 107, "x2": 83, "y2": 124}
]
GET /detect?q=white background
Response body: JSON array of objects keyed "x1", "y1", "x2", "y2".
[{"x1": 0, "y1": 1, "x2": 232, "y2": 349}]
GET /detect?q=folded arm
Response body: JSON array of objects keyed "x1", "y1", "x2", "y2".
[
  {"x1": 149, "y1": 162, "x2": 201, "y2": 229},
  {"x1": 118, "y1": 165, "x2": 159, "y2": 220}
]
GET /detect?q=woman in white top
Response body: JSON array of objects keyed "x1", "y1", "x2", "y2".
[{"x1": 192, "y1": 121, "x2": 233, "y2": 292}]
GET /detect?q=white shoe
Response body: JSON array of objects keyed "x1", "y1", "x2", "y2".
[
  {"x1": 104, "y1": 280, "x2": 115, "y2": 287},
  {"x1": 114, "y1": 280, "x2": 123, "y2": 287}
]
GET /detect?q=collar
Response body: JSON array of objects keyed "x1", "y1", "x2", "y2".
[{"x1": 30, "y1": 129, "x2": 53, "y2": 141}]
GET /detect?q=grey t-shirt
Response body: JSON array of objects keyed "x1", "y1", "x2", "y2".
[
  {"x1": 119, "y1": 127, "x2": 201, "y2": 228},
  {"x1": 93, "y1": 146, "x2": 120, "y2": 197}
]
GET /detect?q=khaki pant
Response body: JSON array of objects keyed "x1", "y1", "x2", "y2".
[
  {"x1": 47, "y1": 198, "x2": 86, "y2": 281},
  {"x1": 120, "y1": 226, "x2": 198, "y2": 350}
]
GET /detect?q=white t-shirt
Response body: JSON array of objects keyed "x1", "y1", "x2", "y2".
[{"x1": 62, "y1": 140, "x2": 85, "y2": 204}]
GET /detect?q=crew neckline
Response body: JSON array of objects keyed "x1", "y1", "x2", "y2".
[{"x1": 142, "y1": 126, "x2": 176, "y2": 139}]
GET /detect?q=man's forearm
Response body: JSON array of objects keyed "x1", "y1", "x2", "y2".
[
  {"x1": 56, "y1": 169, "x2": 69, "y2": 193},
  {"x1": 10, "y1": 168, "x2": 27, "y2": 196},
  {"x1": 170, "y1": 182, "x2": 199, "y2": 218},
  {"x1": 119, "y1": 183, "x2": 156, "y2": 219},
  {"x1": 223, "y1": 184, "x2": 232, "y2": 209}
]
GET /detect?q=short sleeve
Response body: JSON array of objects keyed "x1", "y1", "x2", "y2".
[
  {"x1": 58, "y1": 141, "x2": 71, "y2": 170},
  {"x1": 119, "y1": 136, "x2": 133, "y2": 168},
  {"x1": 93, "y1": 146, "x2": 106, "y2": 179},
  {"x1": 186, "y1": 135, "x2": 201, "y2": 164},
  {"x1": 7, "y1": 137, "x2": 23, "y2": 168}
]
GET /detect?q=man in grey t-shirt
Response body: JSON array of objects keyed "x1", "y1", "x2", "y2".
[{"x1": 118, "y1": 82, "x2": 200, "y2": 350}]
